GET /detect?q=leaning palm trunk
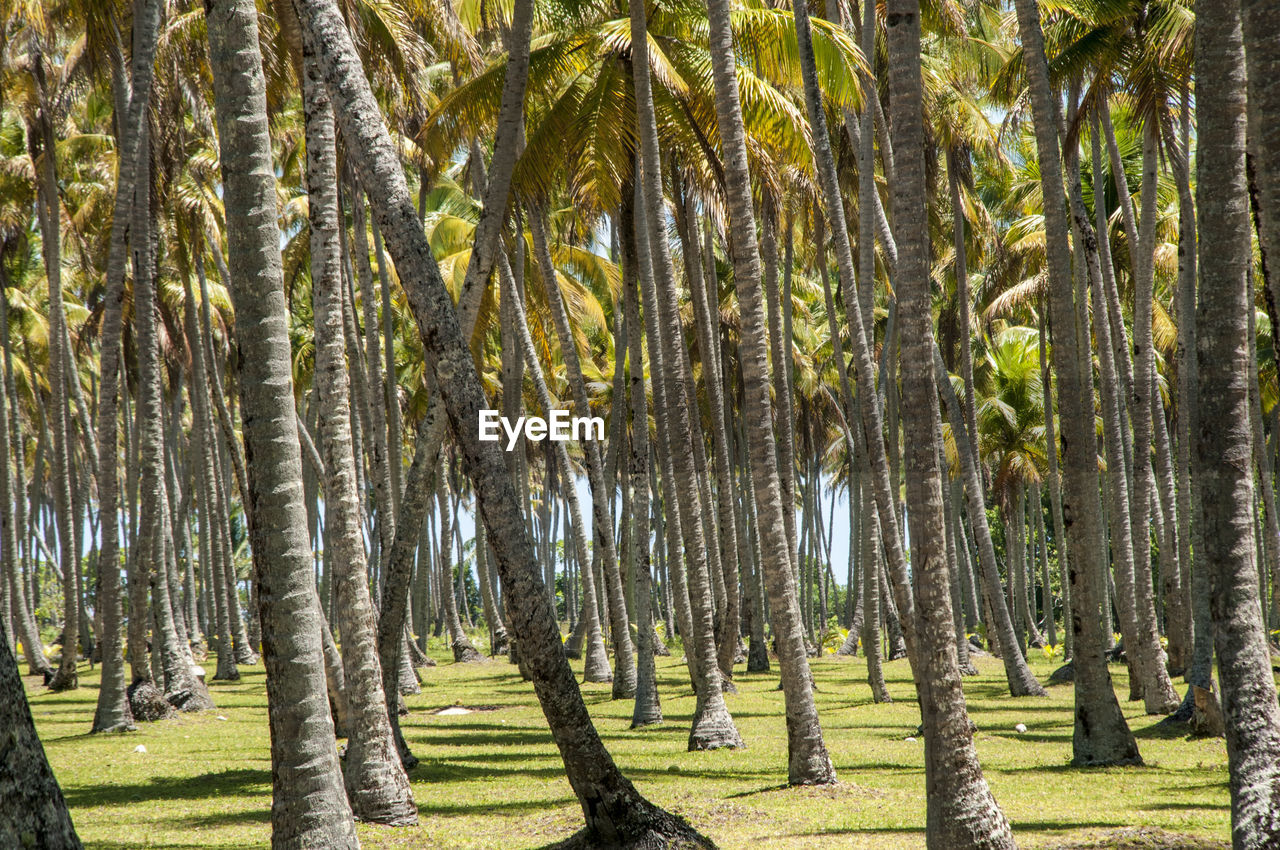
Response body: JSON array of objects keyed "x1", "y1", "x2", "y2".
[
  {"x1": 1194, "y1": 0, "x2": 1280, "y2": 843},
  {"x1": 290, "y1": 1, "x2": 715, "y2": 843},
  {"x1": 303, "y1": 49, "x2": 417, "y2": 825},
  {"x1": 884, "y1": 1, "x2": 1017, "y2": 844},
  {"x1": 204, "y1": 0, "x2": 360, "y2": 843},
  {"x1": 1, "y1": 621, "x2": 82, "y2": 849},
  {"x1": 1012, "y1": 0, "x2": 1141, "y2": 766}
]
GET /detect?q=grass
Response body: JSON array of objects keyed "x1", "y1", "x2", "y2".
[{"x1": 24, "y1": 639, "x2": 1239, "y2": 849}]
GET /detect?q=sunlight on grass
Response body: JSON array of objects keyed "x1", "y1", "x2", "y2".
[{"x1": 26, "y1": 642, "x2": 1236, "y2": 849}]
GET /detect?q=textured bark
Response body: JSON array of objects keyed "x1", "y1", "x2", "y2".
[
  {"x1": 620, "y1": 191, "x2": 663, "y2": 729},
  {"x1": 1011, "y1": 0, "x2": 1141, "y2": 766},
  {"x1": 626, "y1": 172, "x2": 698, "y2": 691},
  {"x1": 204, "y1": 0, "x2": 360, "y2": 842},
  {"x1": 1195, "y1": 1, "x2": 1280, "y2": 843},
  {"x1": 91, "y1": 0, "x2": 162, "y2": 731},
  {"x1": 1, "y1": 623, "x2": 82, "y2": 849},
  {"x1": 629, "y1": 45, "x2": 740, "y2": 747},
  {"x1": 886, "y1": 1, "x2": 1016, "y2": 844},
  {"x1": 1128, "y1": 123, "x2": 1181, "y2": 714},
  {"x1": 303, "y1": 47, "x2": 416, "y2": 825},
  {"x1": 33, "y1": 68, "x2": 78, "y2": 693},
  {"x1": 677, "y1": 180, "x2": 742, "y2": 680}
]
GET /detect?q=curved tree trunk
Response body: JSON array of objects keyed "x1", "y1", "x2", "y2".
[{"x1": 291, "y1": 1, "x2": 716, "y2": 842}]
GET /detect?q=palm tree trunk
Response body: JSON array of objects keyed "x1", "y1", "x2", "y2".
[
  {"x1": 292, "y1": 4, "x2": 719, "y2": 842},
  {"x1": 302, "y1": 48, "x2": 417, "y2": 824},
  {"x1": 619, "y1": 189, "x2": 663, "y2": 729},
  {"x1": 529, "y1": 206, "x2": 635, "y2": 697},
  {"x1": 676, "y1": 178, "x2": 743, "y2": 678},
  {"x1": 1011, "y1": 0, "x2": 1141, "y2": 766},
  {"x1": 33, "y1": 75, "x2": 78, "y2": 693},
  {"x1": 205, "y1": 0, "x2": 359, "y2": 841},
  {"x1": 1194, "y1": 1, "x2": 1280, "y2": 841},
  {"x1": 0, "y1": 620, "x2": 82, "y2": 849},
  {"x1": 884, "y1": 3, "x2": 1017, "y2": 843},
  {"x1": 933, "y1": 346, "x2": 1046, "y2": 695},
  {"x1": 1128, "y1": 121, "x2": 1181, "y2": 713}
]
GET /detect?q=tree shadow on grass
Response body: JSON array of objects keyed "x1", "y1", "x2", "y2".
[{"x1": 63, "y1": 768, "x2": 271, "y2": 809}]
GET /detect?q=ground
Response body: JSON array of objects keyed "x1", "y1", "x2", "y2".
[{"x1": 24, "y1": 640, "x2": 1238, "y2": 849}]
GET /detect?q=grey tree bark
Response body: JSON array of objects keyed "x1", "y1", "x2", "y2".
[
  {"x1": 1195, "y1": 0, "x2": 1280, "y2": 842},
  {"x1": 0, "y1": 622, "x2": 82, "y2": 849},
  {"x1": 1012, "y1": 0, "x2": 1141, "y2": 765},
  {"x1": 204, "y1": 0, "x2": 360, "y2": 842},
  {"x1": 303, "y1": 46, "x2": 417, "y2": 825},
  {"x1": 290, "y1": 0, "x2": 716, "y2": 842},
  {"x1": 885, "y1": 1, "x2": 1017, "y2": 843}
]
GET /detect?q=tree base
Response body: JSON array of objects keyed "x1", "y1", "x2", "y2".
[
  {"x1": 46, "y1": 669, "x2": 78, "y2": 692},
  {"x1": 452, "y1": 640, "x2": 485, "y2": 663},
  {"x1": 688, "y1": 701, "x2": 744, "y2": 751},
  {"x1": 547, "y1": 804, "x2": 716, "y2": 850},
  {"x1": 128, "y1": 680, "x2": 176, "y2": 722}
]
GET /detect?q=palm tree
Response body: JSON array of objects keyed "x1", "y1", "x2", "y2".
[
  {"x1": 302, "y1": 45, "x2": 416, "y2": 825},
  {"x1": 289, "y1": 0, "x2": 715, "y2": 842},
  {"x1": 627, "y1": 0, "x2": 742, "y2": 751},
  {"x1": 884, "y1": 0, "x2": 1016, "y2": 843},
  {"x1": 1194, "y1": 0, "x2": 1280, "y2": 842},
  {"x1": 29, "y1": 40, "x2": 78, "y2": 694},
  {"x1": 1011, "y1": 0, "x2": 1141, "y2": 766},
  {"x1": 699, "y1": 0, "x2": 830, "y2": 782},
  {"x1": 0, "y1": 620, "x2": 81, "y2": 849},
  {"x1": 204, "y1": 0, "x2": 359, "y2": 843},
  {"x1": 619, "y1": 184, "x2": 662, "y2": 729},
  {"x1": 529, "y1": 205, "x2": 635, "y2": 697}
]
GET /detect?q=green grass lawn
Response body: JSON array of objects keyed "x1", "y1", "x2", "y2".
[{"x1": 24, "y1": 640, "x2": 1238, "y2": 849}]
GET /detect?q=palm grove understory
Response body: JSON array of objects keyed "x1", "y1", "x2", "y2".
[{"x1": 2, "y1": 0, "x2": 1280, "y2": 845}]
